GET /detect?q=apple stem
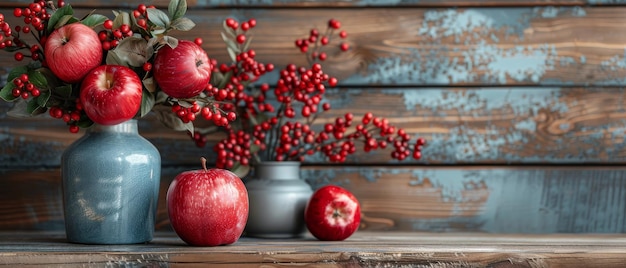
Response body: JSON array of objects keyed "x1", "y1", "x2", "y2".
[{"x1": 201, "y1": 157, "x2": 208, "y2": 171}]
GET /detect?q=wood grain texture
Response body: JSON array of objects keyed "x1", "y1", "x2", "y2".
[
  {"x1": 3, "y1": 0, "x2": 626, "y2": 8},
  {"x1": 2, "y1": 166, "x2": 626, "y2": 233},
  {"x1": 1, "y1": 7, "x2": 626, "y2": 86},
  {"x1": 4, "y1": 87, "x2": 626, "y2": 166},
  {"x1": 2, "y1": 231, "x2": 626, "y2": 267}
]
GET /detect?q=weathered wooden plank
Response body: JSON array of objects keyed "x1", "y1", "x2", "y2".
[
  {"x1": 2, "y1": 231, "x2": 626, "y2": 267},
  {"x1": 3, "y1": 0, "x2": 626, "y2": 8},
  {"x1": 3, "y1": 87, "x2": 626, "y2": 166},
  {"x1": 1, "y1": 7, "x2": 626, "y2": 86},
  {"x1": 2, "y1": 166, "x2": 626, "y2": 233}
]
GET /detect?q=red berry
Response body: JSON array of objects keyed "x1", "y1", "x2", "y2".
[
  {"x1": 103, "y1": 20, "x2": 113, "y2": 29},
  {"x1": 120, "y1": 24, "x2": 130, "y2": 34},
  {"x1": 137, "y1": 19, "x2": 147, "y2": 28},
  {"x1": 328, "y1": 19, "x2": 341, "y2": 29},
  {"x1": 241, "y1": 22, "x2": 250, "y2": 31},
  {"x1": 340, "y1": 42, "x2": 350, "y2": 51},
  {"x1": 339, "y1": 30, "x2": 347, "y2": 38},
  {"x1": 225, "y1": 18, "x2": 236, "y2": 28},
  {"x1": 137, "y1": 4, "x2": 147, "y2": 13},
  {"x1": 13, "y1": 8, "x2": 22, "y2": 17},
  {"x1": 236, "y1": 34, "x2": 246, "y2": 44},
  {"x1": 320, "y1": 36, "x2": 329, "y2": 45},
  {"x1": 69, "y1": 125, "x2": 80, "y2": 133},
  {"x1": 194, "y1": 37, "x2": 202, "y2": 46},
  {"x1": 248, "y1": 18, "x2": 257, "y2": 28},
  {"x1": 14, "y1": 52, "x2": 24, "y2": 61},
  {"x1": 322, "y1": 103, "x2": 331, "y2": 111}
]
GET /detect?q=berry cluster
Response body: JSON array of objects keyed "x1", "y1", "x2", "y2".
[
  {"x1": 10, "y1": 73, "x2": 40, "y2": 99},
  {"x1": 48, "y1": 99, "x2": 84, "y2": 133},
  {"x1": 225, "y1": 18, "x2": 257, "y2": 44},
  {"x1": 98, "y1": 20, "x2": 133, "y2": 51},
  {"x1": 1, "y1": 0, "x2": 53, "y2": 62},
  {"x1": 206, "y1": 18, "x2": 426, "y2": 172},
  {"x1": 132, "y1": 4, "x2": 151, "y2": 29},
  {"x1": 295, "y1": 18, "x2": 349, "y2": 64}
]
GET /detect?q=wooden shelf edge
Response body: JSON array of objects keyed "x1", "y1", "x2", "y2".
[{"x1": 1, "y1": 231, "x2": 626, "y2": 267}]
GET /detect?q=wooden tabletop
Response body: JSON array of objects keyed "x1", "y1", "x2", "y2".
[{"x1": 1, "y1": 231, "x2": 626, "y2": 267}]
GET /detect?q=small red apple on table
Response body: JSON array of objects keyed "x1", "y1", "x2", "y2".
[
  {"x1": 79, "y1": 65, "x2": 143, "y2": 125},
  {"x1": 305, "y1": 185, "x2": 361, "y2": 241},
  {"x1": 167, "y1": 158, "x2": 249, "y2": 246},
  {"x1": 44, "y1": 23, "x2": 103, "y2": 83},
  {"x1": 153, "y1": 40, "x2": 211, "y2": 99}
]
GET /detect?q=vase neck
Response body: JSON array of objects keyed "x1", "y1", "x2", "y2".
[
  {"x1": 255, "y1": 161, "x2": 301, "y2": 180},
  {"x1": 89, "y1": 120, "x2": 138, "y2": 134}
]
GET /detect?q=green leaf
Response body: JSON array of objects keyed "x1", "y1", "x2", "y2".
[
  {"x1": 109, "y1": 37, "x2": 149, "y2": 67},
  {"x1": 47, "y1": 4, "x2": 74, "y2": 32},
  {"x1": 7, "y1": 66, "x2": 28, "y2": 82},
  {"x1": 218, "y1": 71, "x2": 233, "y2": 89},
  {"x1": 154, "y1": 108, "x2": 193, "y2": 133},
  {"x1": 27, "y1": 70, "x2": 48, "y2": 90},
  {"x1": 0, "y1": 83, "x2": 17, "y2": 102},
  {"x1": 36, "y1": 89, "x2": 51, "y2": 107},
  {"x1": 113, "y1": 11, "x2": 131, "y2": 29},
  {"x1": 231, "y1": 163, "x2": 250, "y2": 178},
  {"x1": 142, "y1": 76, "x2": 157, "y2": 93},
  {"x1": 222, "y1": 20, "x2": 236, "y2": 39},
  {"x1": 242, "y1": 35, "x2": 253, "y2": 52},
  {"x1": 54, "y1": 15, "x2": 79, "y2": 29},
  {"x1": 105, "y1": 49, "x2": 125, "y2": 66},
  {"x1": 82, "y1": 14, "x2": 108, "y2": 27},
  {"x1": 162, "y1": 35, "x2": 178, "y2": 49},
  {"x1": 26, "y1": 98, "x2": 45, "y2": 115},
  {"x1": 139, "y1": 89, "x2": 155, "y2": 118},
  {"x1": 155, "y1": 91, "x2": 169, "y2": 104},
  {"x1": 54, "y1": 85, "x2": 73, "y2": 99},
  {"x1": 76, "y1": 117, "x2": 94, "y2": 128},
  {"x1": 168, "y1": 0, "x2": 188, "y2": 21},
  {"x1": 146, "y1": 8, "x2": 170, "y2": 28},
  {"x1": 170, "y1": 17, "x2": 195, "y2": 31}
]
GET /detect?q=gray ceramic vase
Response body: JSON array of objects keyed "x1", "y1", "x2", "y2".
[
  {"x1": 245, "y1": 161, "x2": 313, "y2": 238},
  {"x1": 61, "y1": 120, "x2": 161, "y2": 244}
]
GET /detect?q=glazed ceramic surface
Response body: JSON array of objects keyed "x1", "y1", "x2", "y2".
[
  {"x1": 61, "y1": 120, "x2": 161, "y2": 244},
  {"x1": 245, "y1": 161, "x2": 313, "y2": 238}
]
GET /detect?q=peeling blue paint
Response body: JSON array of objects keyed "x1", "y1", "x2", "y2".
[
  {"x1": 345, "y1": 8, "x2": 565, "y2": 85},
  {"x1": 303, "y1": 167, "x2": 626, "y2": 233}
]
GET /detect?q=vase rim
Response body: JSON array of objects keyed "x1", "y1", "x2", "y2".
[{"x1": 90, "y1": 119, "x2": 138, "y2": 133}]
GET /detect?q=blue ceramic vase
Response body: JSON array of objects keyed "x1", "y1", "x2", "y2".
[{"x1": 61, "y1": 120, "x2": 161, "y2": 244}]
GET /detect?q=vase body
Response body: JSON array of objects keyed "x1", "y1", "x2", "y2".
[
  {"x1": 245, "y1": 161, "x2": 313, "y2": 238},
  {"x1": 61, "y1": 120, "x2": 161, "y2": 244}
]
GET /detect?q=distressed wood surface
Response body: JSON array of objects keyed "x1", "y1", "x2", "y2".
[
  {"x1": 3, "y1": 166, "x2": 626, "y2": 233},
  {"x1": 3, "y1": 87, "x2": 626, "y2": 166},
  {"x1": 2, "y1": 231, "x2": 626, "y2": 267},
  {"x1": 3, "y1": 0, "x2": 626, "y2": 8},
  {"x1": 1, "y1": 7, "x2": 626, "y2": 87}
]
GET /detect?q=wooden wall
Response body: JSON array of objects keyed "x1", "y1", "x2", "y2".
[{"x1": 2, "y1": 0, "x2": 626, "y2": 233}]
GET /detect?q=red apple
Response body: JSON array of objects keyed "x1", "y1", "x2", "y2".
[
  {"x1": 305, "y1": 185, "x2": 361, "y2": 241},
  {"x1": 79, "y1": 65, "x2": 142, "y2": 125},
  {"x1": 45, "y1": 23, "x2": 103, "y2": 83},
  {"x1": 153, "y1": 40, "x2": 211, "y2": 99},
  {"x1": 167, "y1": 158, "x2": 249, "y2": 246}
]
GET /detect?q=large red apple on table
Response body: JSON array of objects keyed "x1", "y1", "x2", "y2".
[
  {"x1": 305, "y1": 185, "x2": 361, "y2": 241},
  {"x1": 79, "y1": 65, "x2": 142, "y2": 125},
  {"x1": 153, "y1": 40, "x2": 211, "y2": 99},
  {"x1": 44, "y1": 23, "x2": 103, "y2": 83},
  {"x1": 167, "y1": 158, "x2": 249, "y2": 246}
]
